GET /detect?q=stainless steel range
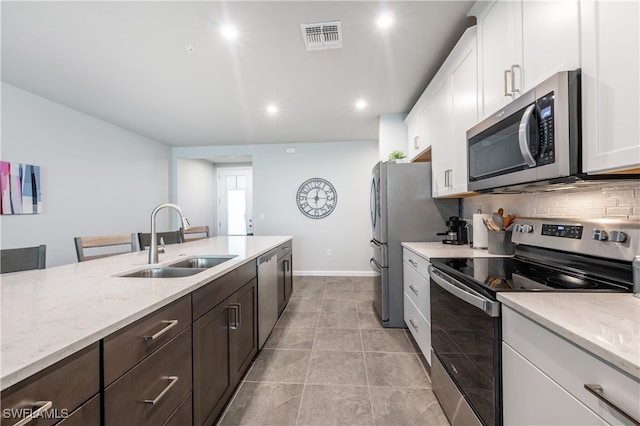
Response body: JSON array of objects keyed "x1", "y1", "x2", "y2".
[{"x1": 428, "y1": 217, "x2": 639, "y2": 426}]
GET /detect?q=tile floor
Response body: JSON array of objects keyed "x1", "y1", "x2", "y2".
[{"x1": 217, "y1": 276, "x2": 450, "y2": 426}]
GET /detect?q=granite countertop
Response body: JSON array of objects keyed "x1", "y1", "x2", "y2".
[
  {"x1": 401, "y1": 241, "x2": 510, "y2": 260},
  {"x1": 499, "y1": 293, "x2": 640, "y2": 379},
  {"x1": 0, "y1": 235, "x2": 291, "y2": 390}
]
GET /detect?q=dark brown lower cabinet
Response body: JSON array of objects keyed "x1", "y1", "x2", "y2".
[
  {"x1": 277, "y1": 246, "x2": 293, "y2": 316},
  {"x1": 193, "y1": 278, "x2": 258, "y2": 426},
  {"x1": 163, "y1": 393, "x2": 192, "y2": 426},
  {"x1": 104, "y1": 328, "x2": 192, "y2": 426},
  {"x1": 57, "y1": 394, "x2": 100, "y2": 426},
  {"x1": 0, "y1": 343, "x2": 100, "y2": 426}
]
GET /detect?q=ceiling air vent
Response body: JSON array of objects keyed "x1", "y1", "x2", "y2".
[{"x1": 300, "y1": 21, "x2": 342, "y2": 51}]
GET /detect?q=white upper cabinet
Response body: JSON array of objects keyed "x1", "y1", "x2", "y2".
[
  {"x1": 406, "y1": 27, "x2": 477, "y2": 197},
  {"x1": 472, "y1": 0, "x2": 580, "y2": 118},
  {"x1": 581, "y1": 0, "x2": 640, "y2": 174},
  {"x1": 430, "y1": 77, "x2": 453, "y2": 197},
  {"x1": 521, "y1": 1, "x2": 580, "y2": 90},
  {"x1": 430, "y1": 28, "x2": 478, "y2": 198},
  {"x1": 474, "y1": 0, "x2": 520, "y2": 116},
  {"x1": 449, "y1": 37, "x2": 478, "y2": 195}
]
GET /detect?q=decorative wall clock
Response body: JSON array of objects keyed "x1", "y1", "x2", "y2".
[{"x1": 296, "y1": 177, "x2": 337, "y2": 219}]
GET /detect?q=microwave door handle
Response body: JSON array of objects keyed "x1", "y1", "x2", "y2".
[{"x1": 518, "y1": 104, "x2": 537, "y2": 167}]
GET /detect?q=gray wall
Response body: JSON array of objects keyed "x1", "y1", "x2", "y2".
[
  {"x1": 176, "y1": 159, "x2": 217, "y2": 235},
  {"x1": 1, "y1": 83, "x2": 172, "y2": 267},
  {"x1": 173, "y1": 140, "x2": 379, "y2": 275}
]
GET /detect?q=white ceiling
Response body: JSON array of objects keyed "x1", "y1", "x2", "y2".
[{"x1": 1, "y1": 1, "x2": 475, "y2": 147}]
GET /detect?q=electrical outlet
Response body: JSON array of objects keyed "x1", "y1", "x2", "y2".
[{"x1": 326, "y1": 249, "x2": 332, "y2": 256}]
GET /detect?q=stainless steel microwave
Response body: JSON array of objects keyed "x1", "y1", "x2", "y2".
[{"x1": 467, "y1": 70, "x2": 581, "y2": 192}]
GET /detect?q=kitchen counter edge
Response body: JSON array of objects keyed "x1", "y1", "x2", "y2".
[{"x1": 498, "y1": 292, "x2": 640, "y2": 379}]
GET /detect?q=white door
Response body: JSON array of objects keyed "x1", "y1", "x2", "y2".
[{"x1": 217, "y1": 167, "x2": 253, "y2": 236}]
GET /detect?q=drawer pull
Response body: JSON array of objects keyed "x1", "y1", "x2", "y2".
[
  {"x1": 408, "y1": 259, "x2": 418, "y2": 267},
  {"x1": 409, "y1": 319, "x2": 419, "y2": 331},
  {"x1": 409, "y1": 284, "x2": 419, "y2": 296},
  {"x1": 143, "y1": 320, "x2": 178, "y2": 341},
  {"x1": 144, "y1": 376, "x2": 179, "y2": 405},
  {"x1": 10, "y1": 401, "x2": 53, "y2": 426},
  {"x1": 584, "y1": 384, "x2": 640, "y2": 425},
  {"x1": 229, "y1": 304, "x2": 241, "y2": 329}
]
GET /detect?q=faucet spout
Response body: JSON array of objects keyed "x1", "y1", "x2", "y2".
[{"x1": 149, "y1": 203, "x2": 190, "y2": 264}]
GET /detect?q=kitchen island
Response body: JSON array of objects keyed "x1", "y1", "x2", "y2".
[{"x1": 1, "y1": 235, "x2": 291, "y2": 391}]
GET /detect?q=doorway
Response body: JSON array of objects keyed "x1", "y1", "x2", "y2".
[{"x1": 217, "y1": 167, "x2": 253, "y2": 236}]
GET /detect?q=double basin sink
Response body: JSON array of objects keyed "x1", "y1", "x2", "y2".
[{"x1": 121, "y1": 255, "x2": 238, "y2": 278}]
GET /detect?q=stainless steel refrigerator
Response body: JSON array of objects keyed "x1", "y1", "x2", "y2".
[{"x1": 369, "y1": 161, "x2": 458, "y2": 328}]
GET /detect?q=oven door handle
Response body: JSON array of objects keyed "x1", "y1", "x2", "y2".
[
  {"x1": 429, "y1": 266, "x2": 500, "y2": 317},
  {"x1": 518, "y1": 103, "x2": 537, "y2": 168}
]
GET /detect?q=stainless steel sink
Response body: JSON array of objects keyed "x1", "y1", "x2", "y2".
[
  {"x1": 120, "y1": 267, "x2": 207, "y2": 278},
  {"x1": 168, "y1": 255, "x2": 237, "y2": 269}
]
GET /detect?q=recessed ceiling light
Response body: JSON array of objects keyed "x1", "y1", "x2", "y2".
[
  {"x1": 221, "y1": 24, "x2": 238, "y2": 39},
  {"x1": 355, "y1": 99, "x2": 368, "y2": 110},
  {"x1": 376, "y1": 12, "x2": 395, "y2": 29},
  {"x1": 266, "y1": 104, "x2": 279, "y2": 115}
]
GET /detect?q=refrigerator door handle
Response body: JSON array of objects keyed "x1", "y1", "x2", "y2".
[
  {"x1": 369, "y1": 258, "x2": 380, "y2": 272},
  {"x1": 369, "y1": 176, "x2": 377, "y2": 231}
]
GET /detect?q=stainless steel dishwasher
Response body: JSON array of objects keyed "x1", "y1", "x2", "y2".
[{"x1": 257, "y1": 250, "x2": 278, "y2": 348}]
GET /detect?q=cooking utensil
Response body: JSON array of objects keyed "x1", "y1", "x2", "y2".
[
  {"x1": 484, "y1": 217, "x2": 501, "y2": 231},
  {"x1": 492, "y1": 213, "x2": 504, "y2": 230},
  {"x1": 503, "y1": 215, "x2": 516, "y2": 229},
  {"x1": 497, "y1": 208, "x2": 504, "y2": 217}
]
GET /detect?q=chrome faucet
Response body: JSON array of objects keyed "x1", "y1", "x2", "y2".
[{"x1": 149, "y1": 203, "x2": 190, "y2": 264}]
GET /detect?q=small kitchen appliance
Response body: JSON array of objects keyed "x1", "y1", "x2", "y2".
[
  {"x1": 438, "y1": 216, "x2": 468, "y2": 245},
  {"x1": 429, "y1": 217, "x2": 639, "y2": 426}
]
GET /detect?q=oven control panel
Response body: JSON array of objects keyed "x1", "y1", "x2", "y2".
[
  {"x1": 511, "y1": 217, "x2": 638, "y2": 262},
  {"x1": 541, "y1": 224, "x2": 583, "y2": 239}
]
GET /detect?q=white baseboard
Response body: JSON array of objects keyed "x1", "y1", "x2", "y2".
[{"x1": 293, "y1": 270, "x2": 376, "y2": 277}]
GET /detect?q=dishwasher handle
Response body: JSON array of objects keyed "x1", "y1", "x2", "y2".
[{"x1": 429, "y1": 266, "x2": 500, "y2": 317}]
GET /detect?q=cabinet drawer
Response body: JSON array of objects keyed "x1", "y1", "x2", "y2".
[
  {"x1": 503, "y1": 343, "x2": 606, "y2": 425},
  {"x1": 503, "y1": 306, "x2": 640, "y2": 425},
  {"x1": 276, "y1": 241, "x2": 292, "y2": 259},
  {"x1": 104, "y1": 328, "x2": 192, "y2": 426},
  {"x1": 192, "y1": 261, "x2": 256, "y2": 320},
  {"x1": 163, "y1": 393, "x2": 192, "y2": 426},
  {"x1": 1, "y1": 343, "x2": 99, "y2": 426},
  {"x1": 402, "y1": 248, "x2": 430, "y2": 280},
  {"x1": 104, "y1": 295, "x2": 191, "y2": 386},
  {"x1": 57, "y1": 394, "x2": 100, "y2": 426},
  {"x1": 403, "y1": 263, "x2": 430, "y2": 320},
  {"x1": 403, "y1": 292, "x2": 431, "y2": 364}
]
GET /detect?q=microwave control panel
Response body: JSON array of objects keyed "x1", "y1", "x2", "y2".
[{"x1": 537, "y1": 92, "x2": 555, "y2": 166}]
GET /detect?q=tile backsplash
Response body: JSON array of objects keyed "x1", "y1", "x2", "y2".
[{"x1": 461, "y1": 182, "x2": 640, "y2": 220}]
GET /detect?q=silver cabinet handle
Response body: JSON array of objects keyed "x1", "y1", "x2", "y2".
[
  {"x1": 504, "y1": 69, "x2": 513, "y2": 97},
  {"x1": 143, "y1": 376, "x2": 178, "y2": 405},
  {"x1": 409, "y1": 284, "x2": 419, "y2": 296},
  {"x1": 584, "y1": 384, "x2": 640, "y2": 425},
  {"x1": 409, "y1": 319, "x2": 419, "y2": 330},
  {"x1": 510, "y1": 64, "x2": 521, "y2": 94},
  {"x1": 408, "y1": 259, "x2": 418, "y2": 268},
  {"x1": 414, "y1": 136, "x2": 420, "y2": 150},
  {"x1": 10, "y1": 401, "x2": 53, "y2": 426},
  {"x1": 518, "y1": 104, "x2": 537, "y2": 167},
  {"x1": 229, "y1": 304, "x2": 241, "y2": 329},
  {"x1": 143, "y1": 320, "x2": 178, "y2": 341},
  {"x1": 284, "y1": 259, "x2": 290, "y2": 272}
]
